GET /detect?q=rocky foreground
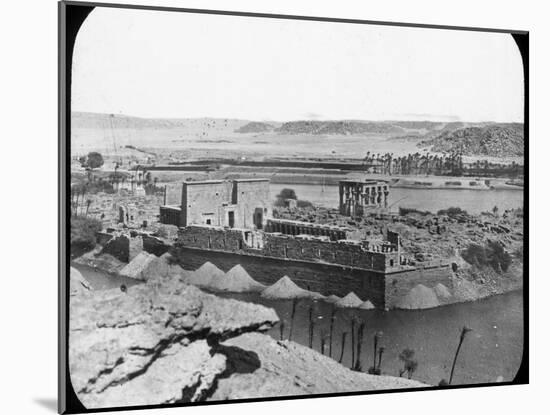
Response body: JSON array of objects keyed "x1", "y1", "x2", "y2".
[{"x1": 69, "y1": 269, "x2": 425, "y2": 409}]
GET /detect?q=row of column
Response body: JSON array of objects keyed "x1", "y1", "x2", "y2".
[
  {"x1": 268, "y1": 221, "x2": 346, "y2": 241},
  {"x1": 339, "y1": 183, "x2": 390, "y2": 215}
]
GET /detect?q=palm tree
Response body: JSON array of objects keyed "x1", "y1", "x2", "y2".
[
  {"x1": 308, "y1": 305, "x2": 315, "y2": 349},
  {"x1": 377, "y1": 346, "x2": 385, "y2": 373},
  {"x1": 398, "y1": 348, "x2": 418, "y2": 379},
  {"x1": 350, "y1": 318, "x2": 356, "y2": 367},
  {"x1": 448, "y1": 326, "x2": 472, "y2": 385},
  {"x1": 353, "y1": 322, "x2": 366, "y2": 371},
  {"x1": 368, "y1": 331, "x2": 383, "y2": 375},
  {"x1": 288, "y1": 298, "x2": 298, "y2": 341},
  {"x1": 329, "y1": 307, "x2": 336, "y2": 358},
  {"x1": 85, "y1": 199, "x2": 92, "y2": 217},
  {"x1": 338, "y1": 332, "x2": 348, "y2": 364},
  {"x1": 320, "y1": 330, "x2": 327, "y2": 355}
]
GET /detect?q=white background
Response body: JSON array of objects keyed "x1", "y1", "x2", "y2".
[{"x1": 0, "y1": 0, "x2": 544, "y2": 414}]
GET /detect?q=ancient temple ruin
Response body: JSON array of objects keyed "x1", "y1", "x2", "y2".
[
  {"x1": 159, "y1": 178, "x2": 272, "y2": 228},
  {"x1": 338, "y1": 180, "x2": 389, "y2": 216}
]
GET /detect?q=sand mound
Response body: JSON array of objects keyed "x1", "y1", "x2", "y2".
[
  {"x1": 158, "y1": 253, "x2": 185, "y2": 278},
  {"x1": 261, "y1": 276, "x2": 323, "y2": 300},
  {"x1": 119, "y1": 252, "x2": 183, "y2": 282},
  {"x1": 434, "y1": 283, "x2": 452, "y2": 299},
  {"x1": 324, "y1": 294, "x2": 342, "y2": 304},
  {"x1": 209, "y1": 264, "x2": 265, "y2": 292},
  {"x1": 119, "y1": 252, "x2": 157, "y2": 281},
  {"x1": 359, "y1": 300, "x2": 375, "y2": 310},
  {"x1": 145, "y1": 253, "x2": 186, "y2": 285},
  {"x1": 395, "y1": 284, "x2": 440, "y2": 310},
  {"x1": 335, "y1": 292, "x2": 364, "y2": 308},
  {"x1": 183, "y1": 262, "x2": 225, "y2": 287},
  {"x1": 70, "y1": 267, "x2": 92, "y2": 296}
]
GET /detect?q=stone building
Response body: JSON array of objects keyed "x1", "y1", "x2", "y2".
[
  {"x1": 160, "y1": 178, "x2": 272, "y2": 229},
  {"x1": 339, "y1": 180, "x2": 389, "y2": 216}
]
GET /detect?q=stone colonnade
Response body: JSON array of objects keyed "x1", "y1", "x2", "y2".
[
  {"x1": 267, "y1": 219, "x2": 347, "y2": 241},
  {"x1": 339, "y1": 181, "x2": 389, "y2": 216}
]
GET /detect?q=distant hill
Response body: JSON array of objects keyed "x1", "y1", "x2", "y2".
[
  {"x1": 275, "y1": 120, "x2": 404, "y2": 135},
  {"x1": 72, "y1": 112, "x2": 245, "y2": 130},
  {"x1": 418, "y1": 124, "x2": 524, "y2": 157},
  {"x1": 389, "y1": 121, "x2": 443, "y2": 130},
  {"x1": 235, "y1": 122, "x2": 275, "y2": 133}
]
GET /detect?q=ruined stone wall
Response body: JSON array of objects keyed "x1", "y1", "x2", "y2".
[
  {"x1": 177, "y1": 226, "x2": 398, "y2": 272},
  {"x1": 384, "y1": 265, "x2": 454, "y2": 309},
  {"x1": 173, "y1": 245, "x2": 388, "y2": 307},
  {"x1": 100, "y1": 235, "x2": 130, "y2": 262},
  {"x1": 96, "y1": 232, "x2": 114, "y2": 246},
  {"x1": 159, "y1": 206, "x2": 181, "y2": 226},
  {"x1": 176, "y1": 226, "x2": 244, "y2": 253},
  {"x1": 142, "y1": 234, "x2": 170, "y2": 257},
  {"x1": 170, "y1": 226, "x2": 454, "y2": 308}
]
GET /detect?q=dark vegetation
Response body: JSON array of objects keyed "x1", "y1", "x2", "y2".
[
  {"x1": 79, "y1": 151, "x2": 104, "y2": 170},
  {"x1": 276, "y1": 302, "x2": 445, "y2": 381},
  {"x1": 277, "y1": 300, "x2": 475, "y2": 384},
  {"x1": 461, "y1": 241, "x2": 512, "y2": 273},
  {"x1": 70, "y1": 216, "x2": 102, "y2": 255},
  {"x1": 398, "y1": 349, "x2": 418, "y2": 379},
  {"x1": 273, "y1": 188, "x2": 313, "y2": 208},
  {"x1": 439, "y1": 326, "x2": 472, "y2": 386},
  {"x1": 361, "y1": 150, "x2": 522, "y2": 177},
  {"x1": 399, "y1": 207, "x2": 430, "y2": 216},
  {"x1": 437, "y1": 207, "x2": 468, "y2": 216},
  {"x1": 367, "y1": 331, "x2": 383, "y2": 375}
]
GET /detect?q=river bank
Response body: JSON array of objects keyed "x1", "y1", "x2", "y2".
[
  {"x1": 69, "y1": 267, "x2": 426, "y2": 408},
  {"x1": 72, "y1": 264, "x2": 523, "y2": 386}
]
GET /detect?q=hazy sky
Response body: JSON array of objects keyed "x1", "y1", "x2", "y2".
[{"x1": 72, "y1": 7, "x2": 524, "y2": 122}]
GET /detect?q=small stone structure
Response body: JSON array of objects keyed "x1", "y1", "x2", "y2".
[{"x1": 339, "y1": 179, "x2": 389, "y2": 216}]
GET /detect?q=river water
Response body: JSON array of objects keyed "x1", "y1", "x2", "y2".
[
  {"x1": 270, "y1": 184, "x2": 524, "y2": 215},
  {"x1": 73, "y1": 263, "x2": 524, "y2": 387}
]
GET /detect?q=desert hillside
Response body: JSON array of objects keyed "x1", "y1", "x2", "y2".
[
  {"x1": 418, "y1": 124, "x2": 524, "y2": 157},
  {"x1": 275, "y1": 120, "x2": 405, "y2": 135},
  {"x1": 235, "y1": 121, "x2": 275, "y2": 133}
]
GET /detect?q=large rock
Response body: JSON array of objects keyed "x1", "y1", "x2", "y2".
[
  {"x1": 70, "y1": 281, "x2": 279, "y2": 408},
  {"x1": 210, "y1": 333, "x2": 426, "y2": 400}
]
